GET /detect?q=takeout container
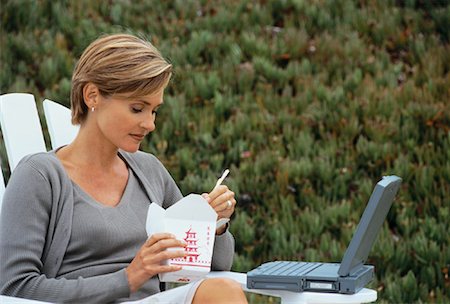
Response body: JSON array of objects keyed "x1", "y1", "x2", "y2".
[{"x1": 146, "y1": 194, "x2": 218, "y2": 283}]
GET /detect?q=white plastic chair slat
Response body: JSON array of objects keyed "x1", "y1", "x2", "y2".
[
  {"x1": 0, "y1": 93, "x2": 47, "y2": 171},
  {"x1": 0, "y1": 161, "x2": 5, "y2": 217},
  {"x1": 43, "y1": 99, "x2": 79, "y2": 149}
]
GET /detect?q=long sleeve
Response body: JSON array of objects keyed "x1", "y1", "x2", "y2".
[
  {"x1": 211, "y1": 229, "x2": 235, "y2": 271},
  {"x1": 0, "y1": 157, "x2": 130, "y2": 303}
]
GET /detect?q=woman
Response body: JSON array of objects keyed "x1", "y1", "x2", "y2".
[{"x1": 0, "y1": 34, "x2": 247, "y2": 303}]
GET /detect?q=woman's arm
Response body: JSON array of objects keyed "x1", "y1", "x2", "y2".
[
  {"x1": 136, "y1": 152, "x2": 236, "y2": 272},
  {"x1": 0, "y1": 160, "x2": 130, "y2": 303},
  {"x1": 211, "y1": 227, "x2": 235, "y2": 270}
]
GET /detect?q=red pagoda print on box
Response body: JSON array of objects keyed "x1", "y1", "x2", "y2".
[
  {"x1": 184, "y1": 227, "x2": 200, "y2": 263},
  {"x1": 172, "y1": 225, "x2": 212, "y2": 268}
]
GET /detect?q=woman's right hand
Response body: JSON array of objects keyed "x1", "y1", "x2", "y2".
[{"x1": 126, "y1": 233, "x2": 187, "y2": 292}]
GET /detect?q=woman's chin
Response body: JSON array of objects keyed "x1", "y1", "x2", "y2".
[{"x1": 120, "y1": 144, "x2": 140, "y2": 153}]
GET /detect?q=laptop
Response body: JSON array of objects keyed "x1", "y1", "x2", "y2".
[{"x1": 247, "y1": 175, "x2": 402, "y2": 294}]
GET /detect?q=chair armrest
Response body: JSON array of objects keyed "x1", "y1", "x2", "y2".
[{"x1": 0, "y1": 295, "x2": 50, "y2": 304}]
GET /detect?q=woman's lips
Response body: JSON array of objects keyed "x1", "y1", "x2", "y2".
[{"x1": 131, "y1": 134, "x2": 145, "y2": 141}]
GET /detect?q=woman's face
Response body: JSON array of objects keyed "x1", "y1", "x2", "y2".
[{"x1": 94, "y1": 89, "x2": 164, "y2": 152}]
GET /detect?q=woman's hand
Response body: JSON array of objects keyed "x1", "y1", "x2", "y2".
[
  {"x1": 126, "y1": 233, "x2": 187, "y2": 292},
  {"x1": 202, "y1": 185, "x2": 236, "y2": 234}
]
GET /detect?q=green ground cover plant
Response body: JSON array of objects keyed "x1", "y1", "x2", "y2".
[{"x1": 1, "y1": 0, "x2": 449, "y2": 302}]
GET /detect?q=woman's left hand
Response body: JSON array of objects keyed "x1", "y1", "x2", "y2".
[{"x1": 202, "y1": 185, "x2": 235, "y2": 233}]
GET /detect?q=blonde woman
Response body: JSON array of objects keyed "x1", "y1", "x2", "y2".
[{"x1": 0, "y1": 34, "x2": 246, "y2": 303}]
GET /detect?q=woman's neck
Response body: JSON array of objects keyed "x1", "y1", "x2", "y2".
[{"x1": 57, "y1": 128, "x2": 120, "y2": 170}]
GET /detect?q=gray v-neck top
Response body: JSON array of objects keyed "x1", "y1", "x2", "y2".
[
  {"x1": 0, "y1": 150, "x2": 235, "y2": 303},
  {"x1": 58, "y1": 169, "x2": 158, "y2": 301}
]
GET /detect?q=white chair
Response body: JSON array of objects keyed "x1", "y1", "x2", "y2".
[
  {"x1": 42, "y1": 99, "x2": 79, "y2": 149},
  {"x1": 0, "y1": 295, "x2": 50, "y2": 304},
  {"x1": 0, "y1": 158, "x2": 6, "y2": 216},
  {"x1": 0, "y1": 93, "x2": 47, "y2": 171},
  {"x1": 0, "y1": 93, "x2": 48, "y2": 215}
]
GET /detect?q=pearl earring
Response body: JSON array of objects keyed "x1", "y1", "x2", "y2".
[{"x1": 91, "y1": 107, "x2": 95, "y2": 112}]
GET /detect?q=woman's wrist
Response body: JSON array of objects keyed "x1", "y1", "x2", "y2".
[
  {"x1": 125, "y1": 266, "x2": 137, "y2": 293},
  {"x1": 215, "y1": 222, "x2": 229, "y2": 235},
  {"x1": 125, "y1": 265, "x2": 148, "y2": 293}
]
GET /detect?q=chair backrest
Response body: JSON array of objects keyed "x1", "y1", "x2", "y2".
[
  {"x1": 0, "y1": 160, "x2": 6, "y2": 213},
  {"x1": 0, "y1": 93, "x2": 48, "y2": 218},
  {"x1": 0, "y1": 93, "x2": 47, "y2": 171},
  {"x1": 43, "y1": 99, "x2": 79, "y2": 149}
]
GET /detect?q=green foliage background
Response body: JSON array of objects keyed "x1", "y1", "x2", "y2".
[{"x1": 1, "y1": 0, "x2": 449, "y2": 302}]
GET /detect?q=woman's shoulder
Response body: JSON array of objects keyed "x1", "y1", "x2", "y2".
[
  {"x1": 120, "y1": 150, "x2": 164, "y2": 168},
  {"x1": 15, "y1": 151, "x2": 64, "y2": 175},
  {"x1": 120, "y1": 150, "x2": 173, "y2": 182},
  {"x1": 19, "y1": 150, "x2": 59, "y2": 164},
  {"x1": 4, "y1": 151, "x2": 69, "y2": 195}
]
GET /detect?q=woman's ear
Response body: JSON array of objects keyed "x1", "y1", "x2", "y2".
[{"x1": 83, "y1": 83, "x2": 100, "y2": 109}]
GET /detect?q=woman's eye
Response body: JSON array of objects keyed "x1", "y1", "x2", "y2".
[{"x1": 131, "y1": 107, "x2": 143, "y2": 113}]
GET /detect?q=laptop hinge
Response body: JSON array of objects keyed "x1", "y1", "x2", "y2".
[{"x1": 348, "y1": 263, "x2": 365, "y2": 276}]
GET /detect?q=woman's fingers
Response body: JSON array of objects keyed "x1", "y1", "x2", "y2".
[
  {"x1": 147, "y1": 264, "x2": 183, "y2": 274},
  {"x1": 208, "y1": 185, "x2": 228, "y2": 201},
  {"x1": 145, "y1": 236, "x2": 186, "y2": 253},
  {"x1": 208, "y1": 186, "x2": 235, "y2": 209},
  {"x1": 145, "y1": 233, "x2": 177, "y2": 247},
  {"x1": 142, "y1": 248, "x2": 187, "y2": 264},
  {"x1": 206, "y1": 185, "x2": 237, "y2": 223},
  {"x1": 214, "y1": 194, "x2": 236, "y2": 211},
  {"x1": 127, "y1": 233, "x2": 187, "y2": 292}
]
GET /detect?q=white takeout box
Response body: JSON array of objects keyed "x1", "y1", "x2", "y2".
[{"x1": 146, "y1": 194, "x2": 218, "y2": 283}]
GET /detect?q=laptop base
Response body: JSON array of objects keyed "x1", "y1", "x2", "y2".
[{"x1": 247, "y1": 262, "x2": 374, "y2": 294}]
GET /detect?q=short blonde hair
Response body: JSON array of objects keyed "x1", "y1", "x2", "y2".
[{"x1": 70, "y1": 33, "x2": 172, "y2": 124}]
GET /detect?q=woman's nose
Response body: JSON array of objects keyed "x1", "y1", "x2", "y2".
[{"x1": 140, "y1": 115, "x2": 156, "y2": 132}]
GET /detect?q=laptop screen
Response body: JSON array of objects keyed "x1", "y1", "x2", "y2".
[{"x1": 338, "y1": 176, "x2": 402, "y2": 276}]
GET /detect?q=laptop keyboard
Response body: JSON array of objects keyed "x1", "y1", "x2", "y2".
[{"x1": 252, "y1": 261, "x2": 320, "y2": 276}]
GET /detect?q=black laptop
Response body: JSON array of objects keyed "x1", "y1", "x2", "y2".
[{"x1": 247, "y1": 175, "x2": 402, "y2": 294}]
